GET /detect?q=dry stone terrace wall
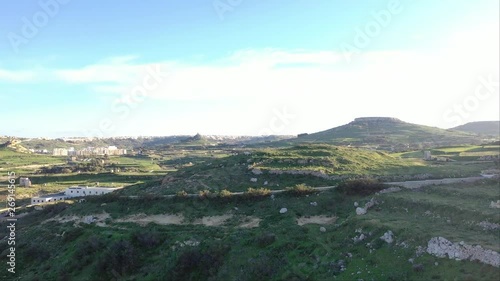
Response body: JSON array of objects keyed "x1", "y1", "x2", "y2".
[{"x1": 427, "y1": 237, "x2": 500, "y2": 267}]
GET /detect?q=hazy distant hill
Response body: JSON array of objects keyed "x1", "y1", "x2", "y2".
[
  {"x1": 452, "y1": 121, "x2": 500, "y2": 136},
  {"x1": 277, "y1": 117, "x2": 482, "y2": 151}
]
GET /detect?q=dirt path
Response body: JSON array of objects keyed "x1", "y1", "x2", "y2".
[{"x1": 296, "y1": 216, "x2": 337, "y2": 226}]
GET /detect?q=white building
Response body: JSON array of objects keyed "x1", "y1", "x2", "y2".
[
  {"x1": 53, "y1": 148, "x2": 68, "y2": 156},
  {"x1": 31, "y1": 193, "x2": 67, "y2": 205},
  {"x1": 64, "y1": 186, "x2": 122, "y2": 197},
  {"x1": 19, "y1": 177, "x2": 32, "y2": 187},
  {"x1": 30, "y1": 186, "x2": 122, "y2": 205}
]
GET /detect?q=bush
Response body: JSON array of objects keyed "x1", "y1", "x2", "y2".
[
  {"x1": 176, "y1": 190, "x2": 188, "y2": 197},
  {"x1": 198, "y1": 190, "x2": 212, "y2": 199},
  {"x1": 172, "y1": 242, "x2": 231, "y2": 280},
  {"x1": 245, "y1": 188, "x2": 271, "y2": 197},
  {"x1": 95, "y1": 240, "x2": 138, "y2": 278},
  {"x1": 218, "y1": 189, "x2": 232, "y2": 198},
  {"x1": 285, "y1": 183, "x2": 316, "y2": 195},
  {"x1": 256, "y1": 232, "x2": 276, "y2": 248},
  {"x1": 131, "y1": 230, "x2": 161, "y2": 248},
  {"x1": 336, "y1": 178, "x2": 386, "y2": 196}
]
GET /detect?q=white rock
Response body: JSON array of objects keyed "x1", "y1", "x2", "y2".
[
  {"x1": 252, "y1": 168, "x2": 263, "y2": 175},
  {"x1": 354, "y1": 202, "x2": 359, "y2": 207},
  {"x1": 320, "y1": 227, "x2": 326, "y2": 232},
  {"x1": 356, "y1": 207, "x2": 367, "y2": 215},
  {"x1": 380, "y1": 231, "x2": 394, "y2": 244},
  {"x1": 426, "y1": 237, "x2": 500, "y2": 267},
  {"x1": 490, "y1": 200, "x2": 500, "y2": 209},
  {"x1": 280, "y1": 208, "x2": 288, "y2": 214},
  {"x1": 250, "y1": 178, "x2": 258, "y2": 182},
  {"x1": 310, "y1": 202, "x2": 318, "y2": 207}
]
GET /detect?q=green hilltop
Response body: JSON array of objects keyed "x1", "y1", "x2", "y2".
[{"x1": 275, "y1": 117, "x2": 483, "y2": 150}]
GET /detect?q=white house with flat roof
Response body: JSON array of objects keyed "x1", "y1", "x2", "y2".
[
  {"x1": 31, "y1": 186, "x2": 122, "y2": 205},
  {"x1": 64, "y1": 186, "x2": 122, "y2": 197},
  {"x1": 31, "y1": 193, "x2": 67, "y2": 205}
]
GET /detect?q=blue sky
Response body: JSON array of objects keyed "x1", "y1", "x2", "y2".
[{"x1": 0, "y1": 0, "x2": 498, "y2": 137}]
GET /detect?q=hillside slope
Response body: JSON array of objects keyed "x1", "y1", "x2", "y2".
[
  {"x1": 124, "y1": 144, "x2": 429, "y2": 196},
  {"x1": 284, "y1": 117, "x2": 481, "y2": 150},
  {"x1": 452, "y1": 121, "x2": 500, "y2": 136}
]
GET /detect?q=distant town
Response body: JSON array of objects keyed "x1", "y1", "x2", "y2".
[{"x1": 30, "y1": 146, "x2": 128, "y2": 156}]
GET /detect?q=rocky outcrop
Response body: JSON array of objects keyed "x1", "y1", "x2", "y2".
[
  {"x1": 478, "y1": 221, "x2": 500, "y2": 231},
  {"x1": 355, "y1": 198, "x2": 378, "y2": 216},
  {"x1": 380, "y1": 231, "x2": 394, "y2": 244},
  {"x1": 426, "y1": 237, "x2": 500, "y2": 267},
  {"x1": 490, "y1": 200, "x2": 500, "y2": 209}
]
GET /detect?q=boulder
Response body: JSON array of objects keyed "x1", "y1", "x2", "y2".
[
  {"x1": 380, "y1": 231, "x2": 394, "y2": 244},
  {"x1": 356, "y1": 207, "x2": 367, "y2": 215},
  {"x1": 252, "y1": 168, "x2": 263, "y2": 175},
  {"x1": 490, "y1": 200, "x2": 500, "y2": 209},
  {"x1": 280, "y1": 208, "x2": 288, "y2": 214}
]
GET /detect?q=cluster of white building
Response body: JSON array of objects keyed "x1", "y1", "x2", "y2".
[
  {"x1": 52, "y1": 146, "x2": 127, "y2": 156},
  {"x1": 30, "y1": 186, "x2": 122, "y2": 205}
]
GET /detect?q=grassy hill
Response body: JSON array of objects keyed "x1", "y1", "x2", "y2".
[
  {"x1": 452, "y1": 121, "x2": 500, "y2": 137},
  {"x1": 2, "y1": 178, "x2": 498, "y2": 281},
  {"x1": 121, "y1": 144, "x2": 422, "y2": 196},
  {"x1": 122, "y1": 143, "x2": 498, "y2": 196},
  {"x1": 275, "y1": 117, "x2": 482, "y2": 151}
]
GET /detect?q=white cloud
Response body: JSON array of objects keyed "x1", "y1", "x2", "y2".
[
  {"x1": 1, "y1": 21, "x2": 498, "y2": 135},
  {"x1": 0, "y1": 69, "x2": 35, "y2": 82}
]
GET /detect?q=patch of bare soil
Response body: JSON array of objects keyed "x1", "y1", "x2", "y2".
[
  {"x1": 238, "y1": 216, "x2": 261, "y2": 228},
  {"x1": 296, "y1": 215, "x2": 337, "y2": 226},
  {"x1": 192, "y1": 215, "x2": 233, "y2": 227},
  {"x1": 43, "y1": 212, "x2": 111, "y2": 225},
  {"x1": 115, "y1": 213, "x2": 185, "y2": 226}
]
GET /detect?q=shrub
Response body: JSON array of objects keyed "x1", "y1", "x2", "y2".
[
  {"x1": 95, "y1": 240, "x2": 138, "y2": 278},
  {"x1": 176, "y1": 190, "x2": 188, "y2": 197},
  {"x1": 285, "y1": 183, "x2": 316, "y2": 195},
  {"x1": 131, "y1": 230, "x2": 161, "y2": 248},
  {"x1": 198, "y1": 190, "x2": 211, "y2": 199},
  {"x1": 218, "y1": 189, "x2": 232, "y2": 198},
  {"x1": 256, "y1": 232, "x2": 276, "y2": 248},
  {"x1": 172, "y1": 242, "x2": 230, "y2": 280},
  {"x1": 245, "y1": 188, "x2": 271, "y2": 197},
  {"x1": 336, "y1": 178, "x2": 386, "y2": 196}
]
